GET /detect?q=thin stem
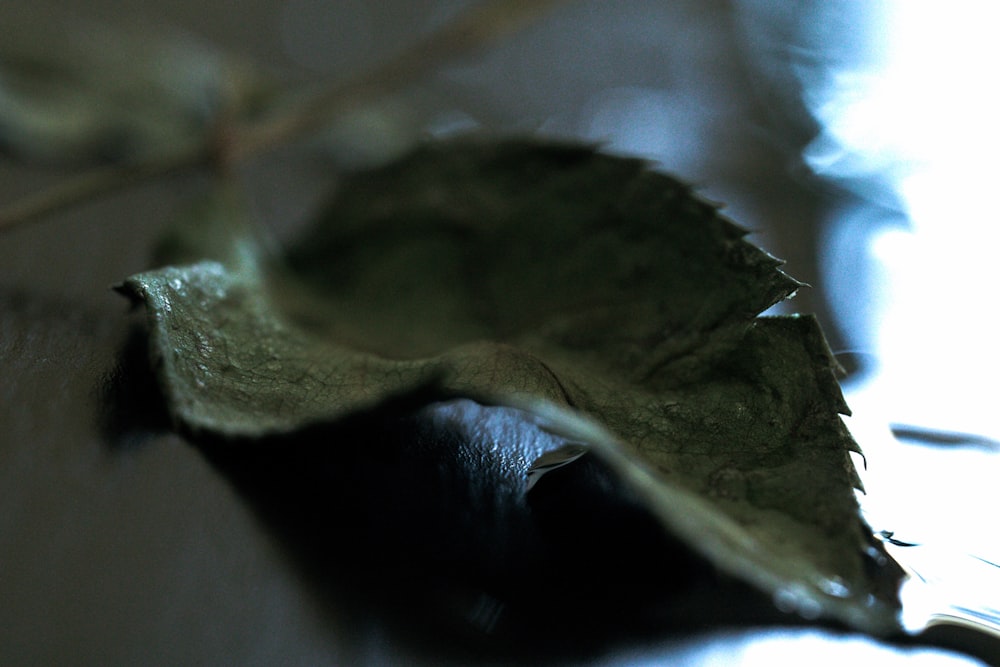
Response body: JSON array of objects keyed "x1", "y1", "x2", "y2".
[
  {"x1": 0, "y1": 0, "x2": 571, "y2": 232},
  {"x1": 0, "y1": 148, "x2": 206, "y2": 233},
  {"x1": 228, "y1": 0, "x2": 572, "y2": 161}
]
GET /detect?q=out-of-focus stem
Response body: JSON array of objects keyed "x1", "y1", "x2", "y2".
[{"x1": 0, "y1": 0, "x2": 572, "y2": 232}]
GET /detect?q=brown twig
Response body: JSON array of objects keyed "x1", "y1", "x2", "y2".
[
  {"x1": 0, "y1": 148, "x2": 207, "y2": 232},
  {"x1": 227, "y1": 0, "x2": 572, "y2": 161},
  {"x1": 0, "y1": 0, "x2": 572, "y2": 232}
]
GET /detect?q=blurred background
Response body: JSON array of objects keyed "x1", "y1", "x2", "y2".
[{"x1": 1, "y1": 0, "x2": 997, "y2": 664}]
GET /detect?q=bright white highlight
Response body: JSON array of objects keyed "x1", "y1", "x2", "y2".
[
  {"x1": 807, "y1": 0, "x2": 1000, "y2": 433},
  {"x1": 803, "y1": 0, "x2": 1000, "y2": 637},
  {"x1": 807, "y1": 1, "x2": 1000, "y2": 435}
]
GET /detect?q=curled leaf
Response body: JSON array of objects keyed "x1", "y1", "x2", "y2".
[{"x1": 120, "y1": 139, "x2": 902, "y2": 634}]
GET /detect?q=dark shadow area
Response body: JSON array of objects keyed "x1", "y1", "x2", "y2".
[
  {"x1": 96, "y1": 333, "x2": 845, "y2": 663},
  {"x1": 98, "y1": 324, "x2": 173, "y2": 450},
  {"x1": 99, "y1": 331, "x2": 1000, "y2": 665},
  {"x1": 193, "y1": 402, "x2": 813, "y2": 664}
]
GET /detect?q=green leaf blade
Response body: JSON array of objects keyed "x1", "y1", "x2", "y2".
[{"x1": 121, "y1": 138, "x2": 902, "y2": 635}]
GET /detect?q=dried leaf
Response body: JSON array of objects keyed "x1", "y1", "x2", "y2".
[{"x1": 120, "y1": 139, "x2": 902, "y2": 634}]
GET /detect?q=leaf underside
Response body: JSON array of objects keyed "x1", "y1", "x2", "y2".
[{"x1": 120, "y1": 139, "x2": 902, "y2": 634}]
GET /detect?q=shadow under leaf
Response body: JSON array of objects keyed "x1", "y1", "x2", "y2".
[
  {"x1": 99, "y1": 331, "x2": 831, "y2": 663},
  {"x1": 99, "y1": 325, "x2": 173, "y2": 450},
  {"x1": 194, "y1": 399, "x2": 804, "y2": 663}
]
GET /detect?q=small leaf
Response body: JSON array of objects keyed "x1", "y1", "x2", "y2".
[
  {"x1": 120, "y1": 139, "x2": 902, "y2": 634},
  {"x1": 0, "y1": 10, "x2": 267, "y2": 165}
]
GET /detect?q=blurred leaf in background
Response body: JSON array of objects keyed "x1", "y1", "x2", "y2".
[{"x1": 0, "y1": 6, "x2": 269, "y2": 166}]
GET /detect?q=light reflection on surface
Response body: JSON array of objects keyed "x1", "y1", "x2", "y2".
[
  {"x1": 580, "y1": 86, "x2": 705, "y2": 167},
  {"x1": 804, "y1": 0, "x2": 1000, "y2": 436},
  {"x1": 795, "y1": 0, "x2": 1000, "y2": 642},
  {"x1": 596, "y1": 628, "x2": 981, "y2": 666}
]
